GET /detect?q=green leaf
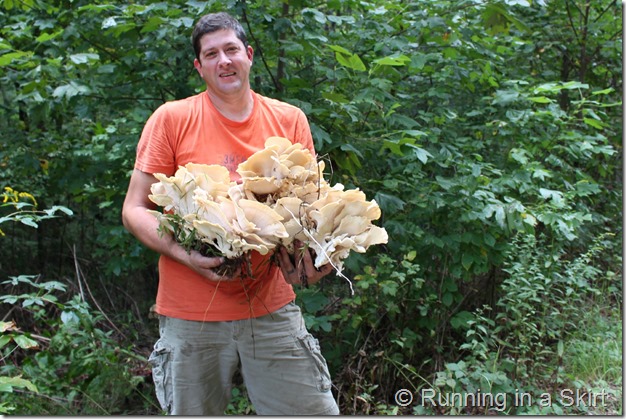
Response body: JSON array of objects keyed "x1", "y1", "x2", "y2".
[
  {"x1": 0, "y1": 376, "x2": 38, "y2": 393},
  {"x1": 299, "y1": 292, "x2": 328, "y2": 313},
  {"x1": 52, "y1": 82, "x2": 92, "y2": 99},
  {"x1": 105, "y1": 22, "x2": 137, "y2": 37},
  {"x1": 494, "y1": 205, "x2": 506, "y2": 228},
  {"x1": 22, "y1": 298, "x2": 41, "y2": 307},
  {"x1": 40, "y1": 280, "x2": 67, "y2": 291},
  {"x1": 35, "y1": 29, "x2": 64, "y2": 43},
  {"x1": 450, "y1": 311, "x2": 473, "y2": 330},
  {"x1": 410, "y1": 54, "x2": 429, "y2": 71},
  {"x1": 561, "y1": 81, "x2": 589, "y2": 90},
  {"x1": 532, "y1": 168, "x2": 552, "y2": 180},
  {"x1": 484, "y1": 233, "x2": 496, "y2": 247},
  {"x1": 482, "y1": 3, "x2": 529, "y2": 35},
  {"x1": 493, "y1": 89, "x2": 520, "y2": 105},
  {"x1": 0, "y1": 296, "x2": 18, "y2": 304},
  {"x1": 45, "y1": 205, "x2": 74, "y2": 217},
  {"x1": 539, "y1": 188, "x2": 564, "y2": 207},
  {"x1": 591, "y1": 87, "x2": 615, "y2": 95},
  {"x1": 69, "y1": 53, "x2": 99, "y2": 64},
  {"x1": 302, "y1": 8, "x2": 326, "y2": 24},
  {"x1": 101, "y1": 16, "x2": 117, "y2": 29},
  {"x1": 382, "y1": 140, "x2": 403, "y2": 156},
  {"x1": 408, "y1": 145, "x2": 433, "y2": 164},
  {"x1": 141, "y1": 16, "x2": 165, "y2": 33},
  {"x1": 379, "y1": 280, "x2": 399, "y2": 296},
  {"x1": 509, "y1": 148, "x2": 529, "y2": 165},
  {"x1": 374, "y1": 192, "x2": 405, "y2": 213},
  {"x1": 18, "y1": 217, "x2": 39, "y2": 228},
  {"x1": 461, "y1": 253, "x2": 473, "y2": 270},
  {"x1": 534, "y1": 81, "x2": 589, "y2": 94},
  {"x1": 13, "y1": 334, "x2": 38, "y2": 349},
  {"x1": 528, "y1": 96, "x2": 552, "y2": 103},
  {"x1": 0, "y1": 51, "x2": 32, "y2": 67},
  {"x1": 583, "y1": 118, "x2": 604, "y2": 130},
  {"x1": 335, "y1": 51, "x2": 366, "y2": 72},
  {"x1": 0, "y1": 335, "x2": 11, "y2": 350},
  {"x1": 76, "y1": 3, "x2": 116, "y2": 12},
  {"x1": 442, "y1": 47, "x2": 457, "y2": 59},
  {"x1": 372, "y1": 55, "x2": 410, "y2": 67},
  {"x1": 321, "y1": 91, "x2": 349, "y2": 104},
  {"x1": 328, "y1": 44, "x2": 352, "y2": 55}
]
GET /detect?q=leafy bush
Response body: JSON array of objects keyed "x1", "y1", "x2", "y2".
[
  {"x1": 0, "y1": 275, "x2": 157, "y2": 415},
  {"x1": 416, "y1": 231, "x2": 622, "y2": 415},
  {"x1": 0, "y1": 190, "x2": 156, "y2": 414}
]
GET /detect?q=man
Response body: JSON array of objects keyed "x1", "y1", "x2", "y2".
[{"x1": 122, "y1": 11, "x2": 340, "y2": 416}]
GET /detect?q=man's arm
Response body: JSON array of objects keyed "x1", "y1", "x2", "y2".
[{"x1": 122, "y1": 169, "x2": 230, "y2": 281}]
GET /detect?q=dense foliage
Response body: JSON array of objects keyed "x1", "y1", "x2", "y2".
[{"x1": 0, "y1": 0, "x2": 622, "y2": 414}]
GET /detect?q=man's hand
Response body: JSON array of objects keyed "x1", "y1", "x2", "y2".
[
  {"x1": 186, "y1": 251, "x2": 240, "y2": 282},
  {"x1": 277, "y1": 240, "x2": 333, "y2": 287}
]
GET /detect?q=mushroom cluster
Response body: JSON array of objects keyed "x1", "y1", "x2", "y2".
[
  {"x1": 148, "y1": 137, "x2": 388, "y2": 276},
  {"x1": 148, "y1": 163, "x2": 287, "y2": 259}
]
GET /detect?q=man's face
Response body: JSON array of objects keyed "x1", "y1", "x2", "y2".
[{"x1": 193, "y1": 29, "x2": 253, "y2": 98}]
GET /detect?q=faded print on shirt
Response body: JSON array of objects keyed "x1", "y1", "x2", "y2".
[{"x1": 221, "y1": 152, "x2": 248, "y2": 178}]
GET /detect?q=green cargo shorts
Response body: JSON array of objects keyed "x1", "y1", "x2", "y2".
[{"x1": 148, "y1": 301, "x2": 340, "y2": 415}]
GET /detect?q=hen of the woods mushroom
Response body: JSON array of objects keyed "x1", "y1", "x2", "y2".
[{"x1": 148, "y1": 137, "x2": 388, "y2": 287}]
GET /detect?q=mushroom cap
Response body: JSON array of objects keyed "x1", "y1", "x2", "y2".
[
  {"x1": 265, "y1": 136, "x2": 298, "y2": 152},
  {"x1": 237, "y1": 199, "x2": 288, "y2": 240},
  {"x1": 237, "y1": 147, "x2": 283, "y2": 179},
  {"x1": 185, "y1": 163, "x2": 233, "y2": 199},
  {"x1": 149, "y1": 169, "x2": 198, "y2": 215}
]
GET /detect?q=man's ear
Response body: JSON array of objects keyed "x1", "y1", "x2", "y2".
[{"x1": 193, "y1": 58, "x2": 202, "y2": 74}]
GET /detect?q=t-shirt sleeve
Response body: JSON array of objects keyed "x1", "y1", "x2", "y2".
[
  {"x1": 294, "y1": 108, "x2": 316, "y2": 156},
  {"x1": 134, "y1": 104, "x2": 177, "y2": 175}
]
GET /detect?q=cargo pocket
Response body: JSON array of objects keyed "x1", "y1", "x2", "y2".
[
  {"x1": 148, "y1": 339, "x2": 173, "y2": 414},
  {"x1": 296, "y1": 330, "x2": 333, "y2": 393}
]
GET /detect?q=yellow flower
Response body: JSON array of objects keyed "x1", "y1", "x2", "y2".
[
  {"x1": 2, "y1": 186, "x2": 13, "y2": 203},
  {"x1": 18, "y1": 192, "x2": 37, "y2": 207},
  {"x1": 1, "y1": 187, "x2": 37, "y2": 207}
]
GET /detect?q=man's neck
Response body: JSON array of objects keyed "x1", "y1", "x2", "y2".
[{"x1": 207, "y1": 90, "x2": 254, "y2": 122}]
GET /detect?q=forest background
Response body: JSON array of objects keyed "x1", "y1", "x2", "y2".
[{"x1": 0, "y1": 0, "x2": 622, "y2": 415}]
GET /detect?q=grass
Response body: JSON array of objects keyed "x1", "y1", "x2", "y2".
[{"x1": 559, "y1": 300, "x2": 622, "y2": 415}]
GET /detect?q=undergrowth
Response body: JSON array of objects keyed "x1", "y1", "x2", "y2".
[
  {"x1": 0, "y1": 275, "x2": 157, "y2": 415},
  {"x1": 394, "y1": 232, "x2": 623, "y2": 415}
]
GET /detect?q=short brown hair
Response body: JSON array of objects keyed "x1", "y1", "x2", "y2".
[{"x1": 191, "y1": 12, "x2": 248, "y2": 60}]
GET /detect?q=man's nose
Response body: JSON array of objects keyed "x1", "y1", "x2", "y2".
[{"x1": 218, "y1": 51, "x2": 232, "y2": 66}]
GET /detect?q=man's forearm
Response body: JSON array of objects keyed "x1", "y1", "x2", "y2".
[
  {"x1": 122, "y1": 207, "x2": 188, "y2": 265},
  {"x1": 122, "y1": 205, "x2": 230, "y2": 281}
]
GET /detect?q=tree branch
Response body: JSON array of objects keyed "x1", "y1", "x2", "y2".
[
  {"x1": 565, "y1": 0, "x2": 580, "y2": 43},
  {"x1": 239, "y1": 0, "x2": 281, "y2": 92}
]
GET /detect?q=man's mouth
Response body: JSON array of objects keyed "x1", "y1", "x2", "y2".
[{"x1": 220, "y1": 72, "x2": 236, "y2": 78}]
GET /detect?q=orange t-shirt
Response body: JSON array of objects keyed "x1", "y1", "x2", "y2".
[{"x1": 134, "y1": 91, "x2": 314, "y2": 321}]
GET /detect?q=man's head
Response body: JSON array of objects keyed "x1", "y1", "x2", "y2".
[{"x1": 192, "y1": 12, "x2": 248, "y2": 61}]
